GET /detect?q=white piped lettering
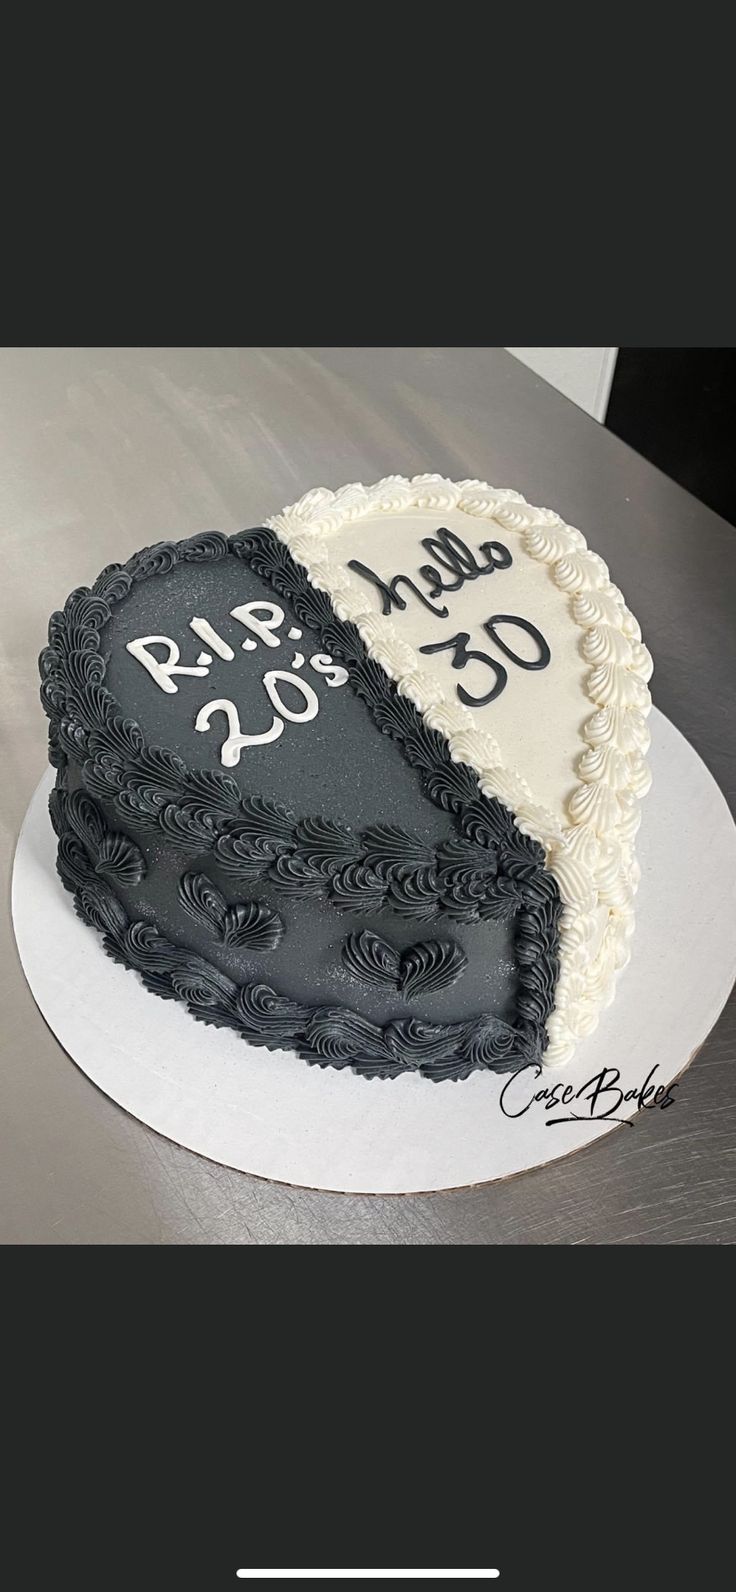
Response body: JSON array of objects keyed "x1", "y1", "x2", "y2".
[
  {"x1": 126, "y1": 636, "x2": 210, "y2": 694},
  {"x1": 194, "y1": 698, "x2": 284, "y2": 767},
  {"x1": 189, "y1": 616, "x2": 235, "y2": 661},
  {"x1": 263, "y1": 671, "x2": 319, "y2": 723},
  {"x1": 230, "y1": 601, "x2": 285, "y2": 649},
  {"x1": 309, "y1": 653, "x2": 349, "y2": 688}
]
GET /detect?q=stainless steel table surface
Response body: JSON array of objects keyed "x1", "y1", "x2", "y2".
[{"x1": 2, "y1": 347, "x2": 734, "y2": 1245}]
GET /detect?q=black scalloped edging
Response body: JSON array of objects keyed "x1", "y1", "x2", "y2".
[
  {"x1": 51, "y1": 785, "x2": 542, "y2": 1082},
  {"x1": 40, "y1": 526, "x2": 563, "y2": 1077}
]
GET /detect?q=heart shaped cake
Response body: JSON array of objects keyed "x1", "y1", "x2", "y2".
[{"x1": 39, "y1": 474, "x2": 653, "y2": 1081}]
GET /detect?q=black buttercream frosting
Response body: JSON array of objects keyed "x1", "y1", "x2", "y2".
[{"x1": 39, "y1": 526, "x2": 562, "y2": 1080}]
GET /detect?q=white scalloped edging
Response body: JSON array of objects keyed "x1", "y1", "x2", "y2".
[{"x1": 266, "y1": 474, "x2": 653, "y2": 1068}]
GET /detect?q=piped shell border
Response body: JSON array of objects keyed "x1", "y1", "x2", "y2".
[{"x1": 265, "y1": 474, "x2": 653, "y2": 1067}]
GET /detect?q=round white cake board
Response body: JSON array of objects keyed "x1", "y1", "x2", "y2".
[{"x1": 12, "y1": 709, "x2": 736, "y2": 1194}]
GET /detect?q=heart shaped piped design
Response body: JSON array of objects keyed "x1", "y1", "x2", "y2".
[
  {"x1": 179, "y1": 870, "x2": 284, "y2": 950},
  {"x1": 341, "y1": 930, "x2": 467, "y2": 999}
]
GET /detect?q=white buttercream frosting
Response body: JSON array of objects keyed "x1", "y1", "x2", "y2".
[{"x1": 266, "y1": 474, "x2": 653, "y2": 1068}]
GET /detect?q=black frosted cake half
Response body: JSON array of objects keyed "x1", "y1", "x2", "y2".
[{"x1": 39, "y1": 475, "x2": 653, "y2": 1081}]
